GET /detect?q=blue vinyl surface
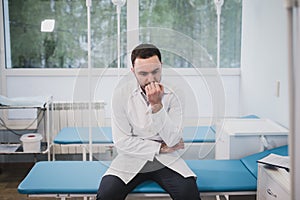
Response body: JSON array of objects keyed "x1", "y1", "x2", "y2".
[
  {"x1": 133, "y1": 159, "x2": 257, "y2": 193},
  {"x1": 18, "y1": 145, "x2": 287, "y2": 195},
  {"x1": 18, "y1": 159, "x2": 256, "y2": 194},
  {"x1": 53, "y1": 127, "x2": 113, "y2": 144},
  {"x1": 182, "y1": 126, "x2": 215, "y2": 143},
  {"x1": 241, "y1": 145, "x2": 288, "y2": 178},
  {"x1": 189, "y1": 159, "x2": 257, "y2": 192},
  {"x1": 53, "y1": 126, "x2": 215, "y2": 144},
  {"x1": 18, "y1": 161, "x2": 108, "y2": 194}
]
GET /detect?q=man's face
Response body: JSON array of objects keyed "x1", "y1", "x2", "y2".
[{"x1": 131, "y1": 55, "x2": 162, "y2": 90}]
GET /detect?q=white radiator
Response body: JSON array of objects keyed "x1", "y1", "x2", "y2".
[{"x1": 49, "y1": 101, "x2": 107, "y2": 155}]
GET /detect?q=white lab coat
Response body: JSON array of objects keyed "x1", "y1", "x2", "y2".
[{"x1": 104, "y1": 79, "x2": 196, "y2": 184}]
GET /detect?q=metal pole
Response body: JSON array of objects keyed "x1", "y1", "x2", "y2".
[
  {"x1": 117, "y1": 5, "x2": 121, "y2": 79},
  {"x1": 112, "y1": 0, "x2": 126, "y2": 77},
  {"x1": 214, "y1": 0, "x2": 224, "y2": 69},
  {"x1": 86, "y1": 0, "x2": 92, "y2": 161}
]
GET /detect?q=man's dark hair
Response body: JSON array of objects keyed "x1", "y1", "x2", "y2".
[{"x1": 131, "y1": 44, "x2": 161, "y2": 67}]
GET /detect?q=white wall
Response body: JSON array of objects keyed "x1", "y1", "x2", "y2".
[
  {"x1": 3, "y1": 68, "x2": 240, "y2": 127},
  {"x1": 240, "y1": 0, "x2": 289, "y2": 127}
]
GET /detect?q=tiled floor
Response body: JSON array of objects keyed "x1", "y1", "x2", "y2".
[
  {"x1": 0, "y1": 162, "x2": 218, "y2": 200},
  {"x1": 0, "y1": 162, "x2": 40, "y2": 200}
]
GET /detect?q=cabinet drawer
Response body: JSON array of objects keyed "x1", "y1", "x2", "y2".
[{"x1": 257, "y1": 166, "x2": 290, "y2": 200}]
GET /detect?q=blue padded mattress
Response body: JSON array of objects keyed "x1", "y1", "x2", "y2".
[
  {"x1": 53, "y1": 127, "x2": 113, "y2": 144},
  {"x1": 18, "y1": 145, "x2": 288, "y2": 195},
  {"x1": 133, "y1": 159, "x2": 257, "y2": 193},
  {"x1": 53, "y1": 126, "x2": 215, "y2": 145},
  {"x1": 18, "y1": 161, "x2": 108, "y2": 194},
  {"x1": 182, "y1": 126, "x2": 215, "y2": 143},
  {"x1": 240, "y1": 145, "x2": 288, "y2": 178},
  {"x1": 18, "y1": 159, "x2": 255, "y2": 195}
]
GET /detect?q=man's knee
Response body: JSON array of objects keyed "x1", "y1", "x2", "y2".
[
  {"x1": 97, "y1": 192, "x2": 125, "y2": 200},
  {"x1": 174, "y1": 177, "x2": 200, "y2": 200},
  {"x1": 96, "y1": 175, "x2": 126, "y2": 200}
]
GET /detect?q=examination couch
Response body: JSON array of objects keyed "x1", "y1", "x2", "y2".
[
  {"x1": 18, "y1": 145, "x2": 288, "y2": 199},
  {"x1": 51, "y1": 126, "x2": 216, "y2": 160}
]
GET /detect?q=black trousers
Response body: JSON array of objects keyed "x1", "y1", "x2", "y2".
[{"x1": 96, "y1": 161, "x2": 200, "y2": 200}]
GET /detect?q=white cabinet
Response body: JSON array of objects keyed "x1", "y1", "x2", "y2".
[
  {"x1": 215, "y1": 119, "x2": 288, "y2": 159},
  {"x1": 257, "y1": 164, "x2": 290, "y2": 200}
]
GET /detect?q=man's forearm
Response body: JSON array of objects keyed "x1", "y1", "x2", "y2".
[{"x1": 159, "y1": 138, "x2": 184, "y2": 153}]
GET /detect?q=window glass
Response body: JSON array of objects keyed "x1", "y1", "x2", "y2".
[
  {"x1": 139, "y1": 0, "x2": 242, "y2": 68},
  {"x1": 4, "y1": 0, "x2": 126, "y2": 68},
  {"x1": 3, "y1": 0, "x2": 240, "y2": 69}
]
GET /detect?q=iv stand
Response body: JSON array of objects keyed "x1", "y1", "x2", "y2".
[
  {"x1": 112, "y1": 0, "x2": 126, "y2": 79},
  {"x1": 214, "y1": 0, "x2": 224, "y2": 69},
  {"x1": 86, "y1": 0, "x2": 92, "y2": 161}
]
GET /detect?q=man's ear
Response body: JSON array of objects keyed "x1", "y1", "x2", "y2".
[{"x1": 130, "y1": 67, "x2": 134, "y2": 73}]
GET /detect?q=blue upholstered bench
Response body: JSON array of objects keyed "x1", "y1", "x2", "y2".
[
  {"x1": 18, "y1": 145, "x2": 288, "y2": 199},
  {"x1": 52, "y1": 115, "x2": 257, "y2": 157},
  {"x1": 52, "y1": 126, "x2": 216, "y2": 160},
  {"x1": 53, "y1": 126, "x2": 215, "y2": 145}
]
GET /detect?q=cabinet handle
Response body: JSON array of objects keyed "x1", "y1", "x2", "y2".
[{"x1": 267, "y1": 188, "x2": 277, "y2": 198}]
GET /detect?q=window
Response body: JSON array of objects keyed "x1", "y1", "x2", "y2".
[
  {"x1": 139, "y1": 0, "x2": 242, "y2": 68},
  {"x1": 3, "y1": 0, "x2": 127, "y2": 68},
  {"x1": 2, "y1": 0, "x2": 241, "y2": 69}
]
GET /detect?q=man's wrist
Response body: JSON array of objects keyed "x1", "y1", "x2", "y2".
[
  {"x1": 151, "y1": 103, "x2": 163, "y2": 113},
  {"x1": 160, "y1": 142, "x2": 167, "y2": 153}
]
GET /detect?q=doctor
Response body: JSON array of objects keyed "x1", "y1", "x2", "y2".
[{"x1": 97, "y1": 44, "x2": 200, "y2": 200}]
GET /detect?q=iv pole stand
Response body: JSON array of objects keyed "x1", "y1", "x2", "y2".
[
  {"x1": 214, "y1": 0, "x2": 224, "y2": 69},
  {"x1": 86, "y1": 0, "x2": 93, "y2": 161},
  {"x1": 112, "y1": 0, "x2": 126, "y2": 79},
  {"x1": 213, "y1": 0, "x2": 224, "y2": 128}
]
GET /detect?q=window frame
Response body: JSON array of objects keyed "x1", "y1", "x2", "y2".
[{"x1": 0, "y1": 0, "x2": 240, "y2": 76}]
